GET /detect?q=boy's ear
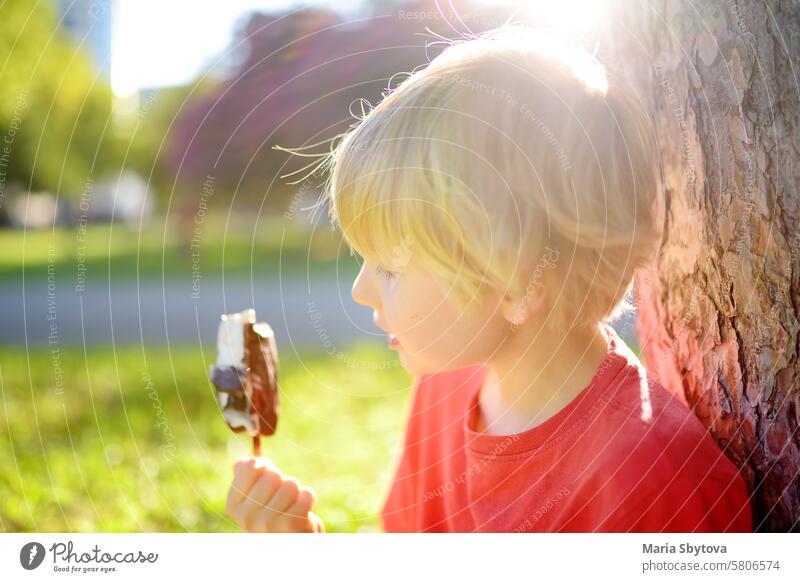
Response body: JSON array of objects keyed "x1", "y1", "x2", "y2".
[{"x1": 500, "y1": 288, "x2": 547, "y2": 327}]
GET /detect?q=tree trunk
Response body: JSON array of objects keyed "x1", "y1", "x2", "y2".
[{"x1": 600, "y1": 1, "x2": 800, "y2": 531}]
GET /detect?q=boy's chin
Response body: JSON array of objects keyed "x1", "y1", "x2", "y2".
[
  {"x1": 397, "y1": 350, "x2": 471, "y2": 376},
  {"x1": 397, "y1": 350, "x2": 428, "y2": 375},
  {"x1": 396, "y1": 351, "x2": 415, "y2": 373}
]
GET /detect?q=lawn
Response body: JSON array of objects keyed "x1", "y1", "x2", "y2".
[
  {"x1": 0, "y1": 341, "x2": 412, "y2": 533},
  {"x1": 0, "y1": 213, "x2": 360, "y2": 282}
]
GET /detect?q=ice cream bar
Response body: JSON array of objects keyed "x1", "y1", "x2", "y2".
[{"x1": 210, "y1": 309, "x2": 280, "y2": 455}]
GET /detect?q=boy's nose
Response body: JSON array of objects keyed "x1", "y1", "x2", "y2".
[{"x1": 351, "y1": 263, "x2": 380, "y2": 310}]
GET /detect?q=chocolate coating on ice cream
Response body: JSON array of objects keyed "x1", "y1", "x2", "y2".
[
  {"x1": 245, "y1": 322, "x2": 279, "y2": 436},
  {"x1": 210, "y1": 310, "x2": 280, "y2": 439}
]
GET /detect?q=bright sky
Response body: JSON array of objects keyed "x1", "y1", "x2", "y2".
[
  {"x1": 111, "y1": 0, "x2": 364, "y2": 95},
  {"x1": 110, "y1": 0, "x2": 600, "y2": 96}
]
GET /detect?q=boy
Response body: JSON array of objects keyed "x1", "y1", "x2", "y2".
[{"x1": 226, "y1": 27, "x2": 753, "y2": 533}]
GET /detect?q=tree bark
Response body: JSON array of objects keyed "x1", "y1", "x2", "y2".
[{"x1": 601, "y1": 1, "x2": 799, "y2": 531}]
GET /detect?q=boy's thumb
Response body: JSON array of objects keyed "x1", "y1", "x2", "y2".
[{"x1": 233, "y1": 456, "x2": 254, "y2": 471}]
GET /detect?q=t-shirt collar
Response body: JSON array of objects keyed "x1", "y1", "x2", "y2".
[{"x1": 463, "y1": 322, "x2": 628, "y2": 457}]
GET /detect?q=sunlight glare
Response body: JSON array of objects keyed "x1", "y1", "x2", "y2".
[{"x1": 478, "y1": 0, "x2": 606, "y2": 36}]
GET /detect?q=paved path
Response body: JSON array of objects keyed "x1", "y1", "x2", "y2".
[
  {"x1": 0, "y1": 275, "x2": 638, "y2": 349},
  {"x1": 0, "y1": 275, "x2": 376, "y2": 349}
]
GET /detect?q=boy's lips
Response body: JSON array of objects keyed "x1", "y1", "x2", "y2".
[{"x1": 374, "y1": 318, "x2": 400, "y2": 349}]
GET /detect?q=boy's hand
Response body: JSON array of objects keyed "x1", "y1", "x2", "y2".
[{"x1": 226, "y1": 457, "x2": 324, "y2": 533}]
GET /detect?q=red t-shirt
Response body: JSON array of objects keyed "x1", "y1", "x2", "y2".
[{"x1": 380, "y1": 323, "x2": 753, "y2": 532}]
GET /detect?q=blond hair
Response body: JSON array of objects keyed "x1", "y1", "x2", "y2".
[{"x1": 319, "y1": 26, "x2": 663, "y2": 333}]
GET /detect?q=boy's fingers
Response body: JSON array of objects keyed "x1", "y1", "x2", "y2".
[
  {"x1": 245, "y1": 484, "x2": 302, "y2": 533},
  {"x1": 304, "y1": 485, "x2": 318, "y2": 506},
  {"x1": 285, "y1": 488, "x2": 314, "y2": 519},
  {"x1": 271, "y1": 490, "x2": 315, "y2": 533},
  {"x1": 228, "y1": 457, "x2": 286, "y2": 512},
  {"x1": 232, "y1": 456, "x2": 253, "y2": 475},
  {"x1": 309, "y1": 511, "x2": 325, "y2": 533},
  {"x1": 235, "y1": 471, "x2": 283, "y2": 526},
  {"x1": 227, "y1": 460, "x2": 261, "y2": 513},
  {"x1": 234, "y1": 455, "x2": 253, "y2": 469},
  {"x1": 249, "y1": 505, "x2": 281, "y2": 532},
  {"x1": 253, "y1": 456, "x2": 281, "y2": 473},
  {"x1": 233, "y1": 456, "x2": 279, "y2": 475},
  {"x1": 226, "y1": 457, "x2": 311, "y2": 532},
  {"x1": 264, "y1": 477, "x2": 300, "y2": 514}
]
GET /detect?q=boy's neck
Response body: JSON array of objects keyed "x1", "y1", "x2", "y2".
[{"x1": 477, "y1": 321, "x2": 610, "y2": 436}]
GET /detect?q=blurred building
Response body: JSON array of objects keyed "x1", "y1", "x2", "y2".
[{"x1": 91, "y1": 171, "x2": 154, "y2": 228}]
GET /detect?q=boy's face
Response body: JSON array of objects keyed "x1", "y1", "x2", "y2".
[{"x1": 351, "y1": 255, "x2": 511, "y2": 375}]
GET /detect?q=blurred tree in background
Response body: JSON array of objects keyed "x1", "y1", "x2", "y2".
[
  {"x1": 165, "y1": 0, "x2": 500, "y2": 216},
  {"x1": 123, "y1": 82, "x2": 202, "y2": 208},
  {"x1": 0, "y1": 0, "x2": 503, "y2": 225},
  {"x1": 0, "y1": 0, "x2": 122, "y2": 199}
]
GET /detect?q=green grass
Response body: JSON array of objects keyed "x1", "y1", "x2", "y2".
[
  {"x1": 0, "y1": 214, "x2": 360, "y2": 282},
  {"x1": 0, "y1": 342, "x2": 412, "y2": 532}
]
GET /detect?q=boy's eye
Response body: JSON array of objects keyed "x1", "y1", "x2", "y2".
[{"x1": 375, "y1": 264, "x2": 396, "y2": 280}]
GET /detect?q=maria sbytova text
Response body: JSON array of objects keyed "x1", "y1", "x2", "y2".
[{"x1": 643, "y1": 543, "x2": 727, "y2": 556}]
